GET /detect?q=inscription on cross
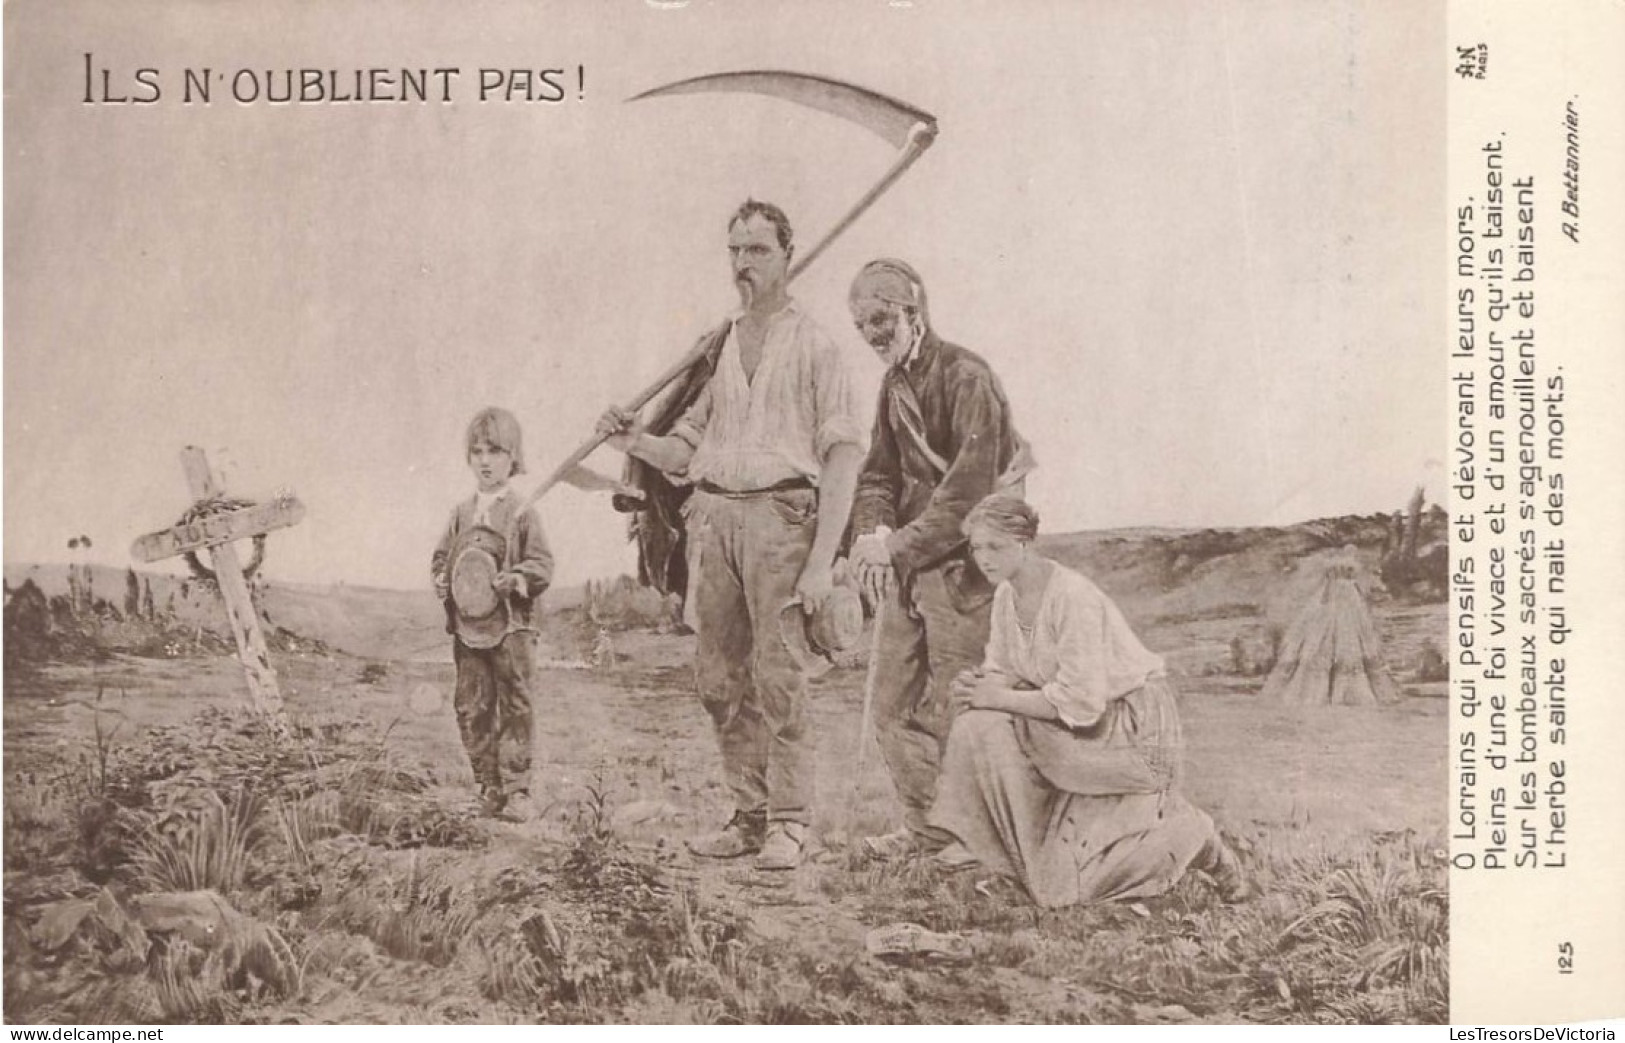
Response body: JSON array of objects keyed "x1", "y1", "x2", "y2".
[{"x1": 130, "y1": 447, "x2": 305, "y2": 715}]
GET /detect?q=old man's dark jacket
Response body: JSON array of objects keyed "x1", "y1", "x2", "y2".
[{"x1": 850, "y1": 331, "x2": 1028, "y2": 582}]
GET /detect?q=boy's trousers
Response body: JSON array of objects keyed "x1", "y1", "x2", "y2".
[{"x1": 453, "y1": 633, "x2": 535, "y2": 798}]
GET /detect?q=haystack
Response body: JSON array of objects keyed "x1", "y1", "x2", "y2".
[{"x1": 1263, "y1": 556, "x2": 1400, "y2": 706}]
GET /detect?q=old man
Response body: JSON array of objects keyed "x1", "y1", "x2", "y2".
[{"x1": 846, "y1": 257, "x2": 1032, "y2": 857}]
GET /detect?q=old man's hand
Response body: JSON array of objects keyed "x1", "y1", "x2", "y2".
[{"x1": 851, "y1": 530, "x2": 895, "y2": 609}]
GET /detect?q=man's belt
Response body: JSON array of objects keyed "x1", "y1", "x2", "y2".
[{"x1": 695, "y1": 476, "x2": 815, "y2": 498}]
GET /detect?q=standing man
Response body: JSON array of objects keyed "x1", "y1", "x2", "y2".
[
  {"x1": 845, "y1": 257, "x2": 1032, "y2": 858},
  {"x1": 598, "y1": 200, "x2": 864, "y2": 870}
]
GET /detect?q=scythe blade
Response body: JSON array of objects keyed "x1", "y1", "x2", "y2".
[{"x1": 629, "y1": 69, "x2": 937, "y2": 150}]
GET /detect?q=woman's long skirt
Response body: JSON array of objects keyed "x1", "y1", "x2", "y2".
[{"x1": 929, "y1": 680, "x2": 1216, "y2": 907}]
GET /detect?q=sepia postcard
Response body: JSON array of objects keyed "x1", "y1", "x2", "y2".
[{"x1": 4, "y1": 0, "x2": 1621, "y2": 1029}]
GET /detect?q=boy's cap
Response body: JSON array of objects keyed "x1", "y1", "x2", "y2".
[{"x1": 449, "y1": 526, "x2": 509, "y2": 649}]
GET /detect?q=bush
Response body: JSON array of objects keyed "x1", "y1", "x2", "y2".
[
  {"x1": 581, "y1": 576, "x2": 681, "y2": 633},
  {"x1": 1413, "y1": 641, "x2": 1448, "y2": 683}
]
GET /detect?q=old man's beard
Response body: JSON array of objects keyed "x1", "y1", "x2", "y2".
[{"x1": 869, "y1": 322, "x2": 915, "y2": 366}]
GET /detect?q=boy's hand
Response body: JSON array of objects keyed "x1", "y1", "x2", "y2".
[
  {"x1": 433, "y1": 574, "x2": 450, "y2": 600},
  {"x1": 492, "y1": 572, "x2": 528, "y2": 597}
]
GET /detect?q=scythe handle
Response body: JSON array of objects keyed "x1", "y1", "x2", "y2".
[
  {"x1": 790, "y1": 120, "x2": 938, "y2": 281},
  {"x1": 520, "y1": 332, "x2": 717, "y2": 511},
  {"x1": 526, "y1": 118, "x2": 938, "y2": 511},
  {"x1": 841, "y1": 593, "x2": 890, "y2": 843}
]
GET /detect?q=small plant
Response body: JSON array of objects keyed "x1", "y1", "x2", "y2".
[
  {"x1": 87, "y1": 686, "x2": 128, "y2": 798},
  {"x1": 356, "y1": 853, "x2": 484, "y2": 967},
  {"x1": 582, "y1": 575, "x2": 676, "y2": 633},
  {"x1": 269, "y1": 793, "x2": 340, "y2": 875},
  {"x1": 1378, "y1": 487, "x2": 1447, "y2": 602},
  {"x1": 143, "y1": 901, "x2": 301, "y2": 1021},
  {"x1": 149, "y1": 937, "x2": 240, "y2": 1023},
  {"x1": 567, "y1": 767, "x2": 615, "y2": 855},
  {"x1": 133, "y1": 788, "x2": 265, "y2": 894},
  {"x1": 470, "y1": 926, "x2": 551, "y2": 1004}
]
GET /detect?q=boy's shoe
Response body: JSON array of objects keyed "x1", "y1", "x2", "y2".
[
  {"x1": 479, "y1": 787, "x2": 508, "y2": 817},
  {"x1": 755, "y1": 822, "x2": 809, "y2": 871},
  {"x1": 686, "y1": 810, "x2": 767, "y2": 859}
]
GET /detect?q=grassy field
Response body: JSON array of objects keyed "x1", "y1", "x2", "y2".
[{"x1": 2, "y1": 587, "x2": 1447, "y2": 1024}]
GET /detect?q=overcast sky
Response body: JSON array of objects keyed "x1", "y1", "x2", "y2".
[{"x1": 5, "y1": 0, "x2": 1443, "y2": 591}]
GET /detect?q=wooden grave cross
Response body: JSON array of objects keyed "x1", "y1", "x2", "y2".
[{"x1": 130, "y1": 447, "x2": 305, "y2": 715}]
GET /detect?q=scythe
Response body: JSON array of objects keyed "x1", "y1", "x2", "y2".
[{"x1": 524, "y1": 71, "x2": 939, "y2": 505}]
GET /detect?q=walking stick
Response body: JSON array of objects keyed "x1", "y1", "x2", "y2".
[{"x1": 841, "y1": 594, "x2": 889, "y2": 847}]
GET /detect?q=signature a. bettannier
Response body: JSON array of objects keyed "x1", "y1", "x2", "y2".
[{"x1": 1561, "y1": 98, "x2": 1580, "y2": 244}]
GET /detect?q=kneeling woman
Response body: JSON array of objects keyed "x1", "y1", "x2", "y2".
[{"x1": 928, "y1": 496, "x2": 1250, "y2": 908}]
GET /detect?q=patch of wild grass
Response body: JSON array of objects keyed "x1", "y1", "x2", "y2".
[
  {"x1": 146, "y1": 927, "x2": 301, "y2": 1023},
  {"x1": 268, "y1": 792, "x2": 342, "y2": 876},
  {"x1": 1084, "y1": 830, "x2": 1448, "y2": 1023},
  {"x1": 5, "y1": 698, "x2": 485, "y2": 1025},
  {"x1": 3, "y1": 771, "x2": 81, "y2": 871},
  {"x1": 332, "y1": 850, "x2": 490, "y2": 967},
  {"x1": 332, "y1": 766, "x2": 482, "y2": 851},
  {"x1": 7, "y1": 684, "x2": 1447, "y2": 1025},
  {"x1": 1266, "y1": 833, "x2": 1447, "y2": 1022},
  {"x1": 133, "y1": 788, "x2": 264, "y2": 894},
  {"x1": 816, "y1": 827, "x2": 1445, "y2": 1024}
]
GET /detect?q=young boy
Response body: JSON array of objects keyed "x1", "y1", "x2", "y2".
[{"x1": 431, "y1": 407, "x2": 554, "y2": 817}]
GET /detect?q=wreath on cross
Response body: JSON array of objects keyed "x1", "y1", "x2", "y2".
[{"x1": 177, "y1": 496, "x2": 267, "y2": 585}]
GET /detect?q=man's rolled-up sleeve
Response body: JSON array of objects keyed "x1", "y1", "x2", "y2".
[{"x1": 668, "y1": 380, "x2": 712, "y2": 452}]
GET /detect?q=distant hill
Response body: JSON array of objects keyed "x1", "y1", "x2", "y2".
[
  {"x1": 5, "y1": 508, "x2": 1444, "y2": 664},
  {"x1": 2, "y1": 563, "x2": 588, "y2": 663},
  {"x1": 1037, "y1": 510, "x2": 1437, "y2": 627}
]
